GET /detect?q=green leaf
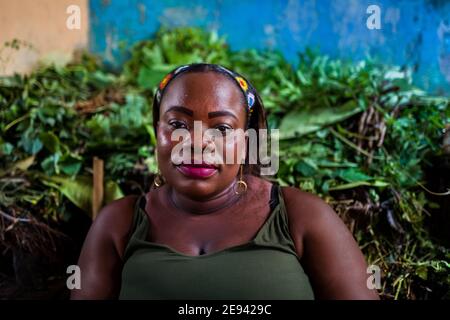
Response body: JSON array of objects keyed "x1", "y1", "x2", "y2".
[
  {"x1": 11, "y1": 155, "x2": 35, "y2": 171},
  {"x1": 415, "y1": 265, "x2": 428, "y2": 280},
  {"x1": 105, "y1": 180, "x2": 125, "y2": 204},
  {"x1": 42, "y1": 175, "x2": 124, "y2": 216},
  {"x1": 39, "y1": 131, "x2": 61, "y2": 153},
  {"x1": 316, "y1": 160, "x2": 358, "y2": 168},
  {"x1": 42, "y1": 175, "x2": 92, "y2": 214},
  {"x1": 335, "y1": 168, "x2": 372, "y2": 182},
  {"x1": 328, "y1": 180, "x2": 389, "y2": 191},
  {"x1": 137, "y1": 65, "x2": 176, "y2": 89},
  {"x1": 295, "y1": 158, "x2": 318, "y2": 177},
  {"x1": 20, "y1": 135, "x2": 43, "y2": 154},
  {"x1": 0, "y1": 142, "x2": 13, "y2": 155},
  {"x1": 59, "y1": 154, "x2": 83, "y2": 176},
  {"x1": 279, "y1": 100, "x2": 362, "y2": 139}
]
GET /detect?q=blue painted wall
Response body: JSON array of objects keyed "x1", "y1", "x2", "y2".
[{"x1": 89, "y1": 0, "x2": 450, "y2": 95}]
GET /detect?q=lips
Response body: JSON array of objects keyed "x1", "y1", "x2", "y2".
[{"x1": 176, "y1": 162, "x2": 218, "y2": 179}]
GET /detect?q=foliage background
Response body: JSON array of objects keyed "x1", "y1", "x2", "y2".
[{"x1": 0, "y1": 28, "x2": 449, "y2": 299}]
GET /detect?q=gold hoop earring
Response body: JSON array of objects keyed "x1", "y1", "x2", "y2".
[
  {"x1": 235, "y1": 165, "x2": 247, "y2": 194},
  {"x1": 153, "y1": 149, "x2": 164, "y2": 188},
  {"x1": 153, "y1": 172, "x2": 163, "y2": 188}
]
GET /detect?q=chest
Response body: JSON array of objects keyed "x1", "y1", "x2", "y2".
[
  {"x1": 144, "y1": 200, "x2": 271, "y2": 256},
  {"x1": 120, "y1": 247, "x2": 314, "y2": 299}
]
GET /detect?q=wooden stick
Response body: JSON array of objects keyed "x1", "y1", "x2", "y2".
[{"x1": 92, "y1": 157, "x2": 104, "y2": 220}]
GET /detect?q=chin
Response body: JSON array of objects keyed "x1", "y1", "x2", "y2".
[
  {"x1": 167, "y1": 166, "x2": 217, "y2": 193},
  {"x1": 172, "y1": 179, "x2": 219, "y2": 200}
]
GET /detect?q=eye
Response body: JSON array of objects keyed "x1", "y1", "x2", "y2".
[
  {"x1": 215, "y1": 124, "x2": 233, "y2": 135},
  {"x1": 169, "y1": 120, "x2": 188, "y2": 130}
]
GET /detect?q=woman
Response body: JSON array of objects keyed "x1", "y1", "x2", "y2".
[{"x1": 71, "y1": 63, "x2": 379, "y2": 300}]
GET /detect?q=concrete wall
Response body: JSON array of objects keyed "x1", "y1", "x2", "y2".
[
  {"x1": 89, "y1": 0, "x2": 450, "y2": 95},
  {"x1": 0, "y1": 0, "x2": 88, "y2": 75}
]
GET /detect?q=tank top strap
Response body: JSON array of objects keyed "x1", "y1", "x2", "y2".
[
  {"x1": 123, "y1": 194, "x2": 150, "y2": 261},
  {"x1": 252, "y1": 184, "x2": 299, "y2": 257}
]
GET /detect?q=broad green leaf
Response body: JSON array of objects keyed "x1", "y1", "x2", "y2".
[
  {"x1": 20, "y1": 136, "x2": 43, "y2": 154},
  {"x1": 59, "y1": 157, "x2": 82, "y2": 176},
  {"x1": 43, "y1": 175, "x2": 92, "y2": 214},
  {"x1": 42, "y1": 176, "x2": 124, "y2": 216},
  {"x1": 279, "y1": 100, "x2": 362, "y2": 139},
  {"x1": 105, "y1": 180, "x2": 125, "y2": 204},
  {"x1": 335, "y1": 168, "x2": 372, "y2": 182},
  {"x1": 39, "y1": 131, "x2": 61, "y2": 153},
  {"x1": 137, "y1": 65, "x2": 176, "y2": 89},
  {"x1": 295, "y1": 158, "x2": 318, "y2": 177}
]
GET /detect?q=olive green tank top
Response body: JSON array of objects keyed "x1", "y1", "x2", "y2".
[{"x1": 119, "y1": 184, "x2": 314, "y2": 300}]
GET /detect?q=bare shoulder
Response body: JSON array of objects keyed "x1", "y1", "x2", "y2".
[
  {"x1": 71, "y1": 194, "x2": 140, "y2": 299},
  {"x1": 280, "y1": 186, "x2": 361, "y2": 254},
  {"x1": 90, "y1": 194, "x2": 140, "y2": 259},
  {"x1": 281, "y1": 186, "x2": 337, "y2": 238},
  {"x1": 280, "y1": 186, "x2": 379, "y2": 299}
]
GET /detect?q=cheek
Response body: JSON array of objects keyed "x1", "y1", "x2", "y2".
[
  {"x1": 156, "y1": 126, "x2": 178, "y2": 160},
  {"x1": 157, "y1": 125, "x2": 192, "y2": 165},
  {"x1": 157, "y1": 124, "x2": 173, "y2": 148}
]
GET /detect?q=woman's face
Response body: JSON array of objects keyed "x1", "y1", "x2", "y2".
[{"x1": 156, "y1": 71, "x2": 247, "y2": 199}]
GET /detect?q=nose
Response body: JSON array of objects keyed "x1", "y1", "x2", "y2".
[{"x1": 190, "y1": 121, "x2": 213, "y2": 160}]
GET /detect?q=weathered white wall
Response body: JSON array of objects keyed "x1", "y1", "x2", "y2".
[{"x1": 0, "y1": 0, "x2": 88, "y2": 75}]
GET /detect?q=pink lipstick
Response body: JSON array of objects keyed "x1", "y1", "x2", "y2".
[{"x1": 176, "y1": 162, "x2": 218, "y2": 179}]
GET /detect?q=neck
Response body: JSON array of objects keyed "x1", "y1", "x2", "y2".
[{"x1": 166, "y1": 179, "x2": 242, "y2": 215}]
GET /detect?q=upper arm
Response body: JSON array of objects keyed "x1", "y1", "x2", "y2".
[
  {"x1": 282, "y1": 187, "x2": 379, "y2": 300},
  {"x1": 70, "y1": 195, "x2": 138, "y2": 300}
]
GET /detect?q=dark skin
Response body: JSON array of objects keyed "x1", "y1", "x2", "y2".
[{"x1": 71, "y1": 72, "x2": 380, "y2": 300}]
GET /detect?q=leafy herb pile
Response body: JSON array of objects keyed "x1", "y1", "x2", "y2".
[{"x1": 1, "y1": 28, "x2": 449, "y2": 299}]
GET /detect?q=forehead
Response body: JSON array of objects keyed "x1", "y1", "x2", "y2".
[{"x1": 159, "y1": 71, "x2": 246, "y2": 117}]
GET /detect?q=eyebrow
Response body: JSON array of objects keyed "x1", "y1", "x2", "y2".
[
  {"x1": 208, "y1": 110, "x2": 238, "y2": 120},
  {"x1": 165, "y1": 106, "x2": 194, "y2": 117},
  {"x1": 165, "y1": 106, "x2": 238, "y2": 120}
]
